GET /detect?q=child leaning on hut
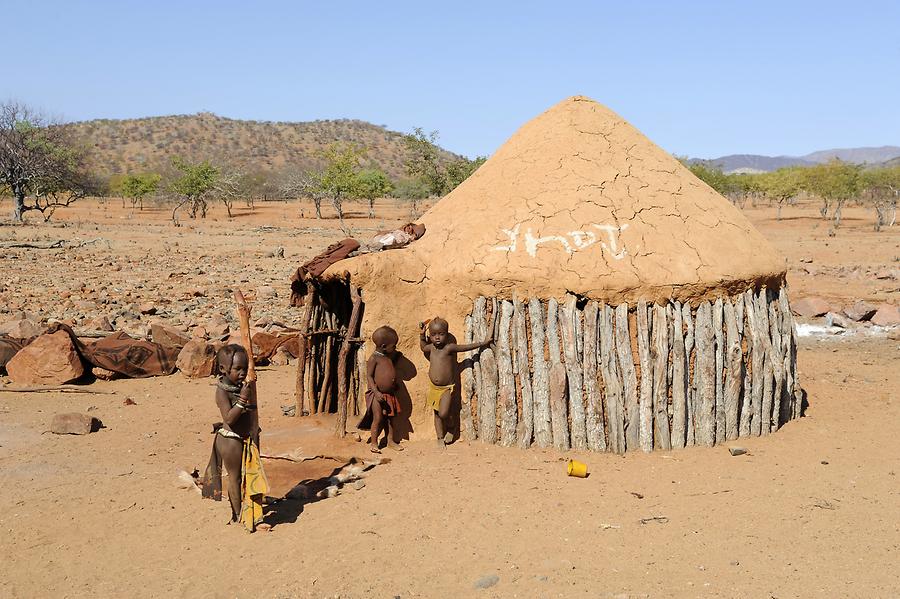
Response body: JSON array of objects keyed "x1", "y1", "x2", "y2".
[
  {"x1": 420, "y1": 317, "x2": 493, "y2": 447},
  {"x1": 201, "y1": 344, "x2": 269, "y2": 532}
]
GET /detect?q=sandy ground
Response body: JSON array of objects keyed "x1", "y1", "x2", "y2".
[{"x1": 0, "y1": 198, "x2": 898, "y2": 598}]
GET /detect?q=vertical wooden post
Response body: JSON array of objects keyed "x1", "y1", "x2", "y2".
[
  {"x1": 767, "y1": 290, "x2": 785, "y2": 432},
  {"x1": 497, "y1": 300, "x2": 517, "y2": 447},
  {"x1": 756, "y1": 289, "x2": 773, "y2": 436},
  {"x1": 723, "y1": 299, "x2": 743, "y2": 441},
  {"x1": 745, "y1": 290, "x2": 763, "y2": 436},
  {"x1": 651, "y1": 304, "x2": 672, "y2": 450},
  {"x1": 636, "y1": 301, "x2": 653, "y2": 452},
  {"x1": 612, "y1": 303, "x2": 639, "y2": 451},
  {"x1": 713, "y1": 298, "x2": 726, "y2": 444},
  {"x1": 461, "y1": 314, "x2": 477, "y2": 441},
  {"x1": 694, "y1": 301, "x2": 716, "y2": 446},
  {"x1": 560, "y1": 296, "x2": 586, "y2": 450},
  {"x1": 599, "y1": 303, "x2": 625, "y2": 454},
  {"x1": 583, "y1": 301, "x2": 605, "y2": 452},
  {"x1": 294, "y1": 290, "x2": 317, "y2": 416},
  {"x1": 513, "y1": 295, "x2": 534, "y2": 448},
  {"x1": 477, "y1": 298, "x2": 498, "y2": 444},
  {"x1": 528, "y1": 298, "x2": 553, "y2": 448},
  {"x1": 546, "y1": 298, "x2": 569, "y2": 451},
  {"x1": 681, "y1": 303, "x2": 695, "y2": 446},
  {"x1": 335, "y1": 285, "x2": 362, "y2": 437},
  {"x1": 670, "y1": 301, "x2": 687, "y2": 449},
  {"x1": 472, "y1": 297, "x2": 488, "y2": 440}
]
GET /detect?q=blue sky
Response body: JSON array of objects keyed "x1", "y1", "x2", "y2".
[{"x1": 6, "y1": 1, "x2": 899, "y2": 159}]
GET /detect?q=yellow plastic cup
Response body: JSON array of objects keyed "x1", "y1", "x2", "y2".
[{"x1": 567, "y1": 459, "x2": 588, "y2": 478}]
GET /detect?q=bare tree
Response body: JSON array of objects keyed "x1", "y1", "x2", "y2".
[
  {"x1": 0, "y1": 101, "x2": 91, "y2": 221},
  {"x1": 281, "y1": 169, "x2": 326, "y2": 218}
]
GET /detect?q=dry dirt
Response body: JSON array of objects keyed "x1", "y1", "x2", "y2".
[{"x1": 0, "y1": 198, "x2": 898, "y2": 598}]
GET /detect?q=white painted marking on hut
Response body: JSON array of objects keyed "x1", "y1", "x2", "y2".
[{"x1": 492, "y1": 223, "x2": 630, "y2": 258}]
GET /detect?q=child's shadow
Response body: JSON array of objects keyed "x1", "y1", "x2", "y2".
[
  {"x1": 391, "y1": 352, "x2": 417, "y2": 441},
  {"x1": 263, "y1": 463, "x2": 347, "y2": 527}
]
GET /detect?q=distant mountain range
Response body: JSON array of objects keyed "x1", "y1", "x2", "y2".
[{"x1": 692, "y1": 146, "x2": 900, "y2": 173}]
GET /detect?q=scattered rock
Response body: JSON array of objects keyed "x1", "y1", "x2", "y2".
[
  {"x1": 6, "y1": 331, "x2": 84, "y2": 385},
  {"x1": 872, "y1": 304, "x2": 900, "y2": 327},
  {"x1": 351, "y1": 480, "x2": 366, "y2": 490},
  {"x1": 123, "y1": 397, "x2": 137, "y2": 405},
  {"x1": 728, "y1": 447, "x2": 748, "y2": 456},
  {"x1": 874, "y1": 268, "x2": 898, "y2": 280},
  {"x1": 473, "y1": 574, "x2": 499, "y2": 590},
  {"x1": 176, "y1": 338, "x2": 218, "y2": 378},
  {"x1": 824, "y1": 312, "x2": 851, "y2": 329},
  {"x1": 843, "y1": 300, "x2": 877, "y2": 322},
  {"x1": 799, "y1": 257, "x2": 813, "y2": 264},
  {"x1": 206, "y1": 317, "x2": 230, "y2": 338},
  {"x1": 151, "y1": 322, "x2": 191, "y2": 350},
  {"x1": 92, "y1": 366, "x2": 118, "y2": 381},
  {"x1": 270, "y1": 348, "x2": 292, "y2": 366},
  {"x1": 256, "y1": 285, "x2": 277, "y2": 300},
  {"x1": 888, "y1": 328, "x2": 900, "y2": 341},
  {"x1": 138, "y1": 303, "x2": 157, "y2": 315},
  {"x1": 84, "y1": 316, "x2": 115, "y2": 332},
  {"x1": 0, "y1": 318, "x2": 44, "y2": 339},
  {"x1": 175, "y1": 469, "x2": 201, "y2": 494},
  {"x1": 51, "y1": 412, "x2": 101, "y2": 435},
  {"x1": 792, "y1": 297, "x2": 830, "y2": 318},
  {"x1": 191, "y1": 325, "x2": 209, "y2": 339}
]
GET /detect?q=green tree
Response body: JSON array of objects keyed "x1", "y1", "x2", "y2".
[
  {"x1": 687, "y1": 162, "x2": 731, "y2": 195},
  {"x1": 445, "y1": 156, "x2": 487, "y2": 192},
  {"x1": 759, "y1": 167, "x2": 803, "y2": 220},
  {"x1": 317, "y1": 142, "x2": 365, "y2": 222},
  {"x1": 119, "y1": 172, "x2": 161, "y2": 211},
  {"x1": 170, "y1": 156, "x2": 219, "y2": 221},
  {"x1": 402, "y1": 127, "x2": 446, "y2": 197},
  {"x1": 805, "y1": 160, "x2": 861, "y2": 228},
  {"x1": 354, "y1": 168, "x2": 393, "y2": 218},
  {"x1": 860, "y1": 166, "x2": 900, "y2": 231},
  {"x1": 0, "y1": 101, "x2": 92, "y2": 222}
]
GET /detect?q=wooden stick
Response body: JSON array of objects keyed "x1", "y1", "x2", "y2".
[
  {"x1": 478, "y1": 299, "x2": 499, "y2": 444},
  {"x1": 778, "y1": 286, "x2": 798, "y2": 421},
  {"x1": 461, "y1": 314, "x2": 477, "y2": 441},
  {"x1": 739, "y1": 290, "x2": 752, "y2": 437},
  {"x1": 582, "y1": 301, "x2": 605, "y2": 452},
  {"x1": 528, "y1": 298, "x2": 552, "y2": 448},
  {"x1": 723, "y1": 299, "x2": 743, "y2": 441},
  {"x1": 694, "y1": 301, "x2": 716, "y2": 446},
  {"x1": 651, "y1": 304, "x2": 672, "y2": 450},
  {"x1": 233, "y1": 289, "x2": 257, "y2": 383},
  {"x1": 513, "y1": 295, "x2": 534, "y2": 449},
  {"x1": 560, "y1": 296, "x2": 586, "y2": 450},
  {"x1": 497, "y1": 300, "x2": 517, "y2": 447},
  {"x1": 316, "y1": 312, "x2": 336, "y2": 414},
  {"x1": 335, "y1": 285, "x2": 362, "y2": 437},
  {"x1": 670, "y1": 301, "x2": 687, "y2": 449},
  {"x1": 713, "y1": 298, "x2": 726, "y2": 444},
  {"x1": 767, "y1": 290, "x2": 785, "y2": 433},
  {"x1": 294, "y1": 289, "x2": 316, "y2": 416},
  {"x1": 599, "y1": 303, "x2": 625, "y2": 454},
  {"x1": 546, "y1": 298, "x2": 569, "y2": 451},
  {"x1": 635, "y1": 301, "x2": 653, "y2": 452},
  {"x1": 744, "y1": 290, "x2": 763, "y2": 436},
  {"x1": 0, "y1": 385, "x2": 116, "y2": 395},
  {"x1": 756, "y1": 288, "x2": 773, "y2": 436},
  {"x1": 682, "y1": 303, "x2": 695, "y2": 447}
]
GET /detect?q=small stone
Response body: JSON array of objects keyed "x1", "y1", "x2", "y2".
[
  {"x1": 728, "y1": 447, "x2": 747, "y2": 456},
  {"x1": 51, "y1": 412, "x2": 100, "y2": 435},
  {"x1": 871, "y1": 304, "x2": 900, "y2": 327},
  {"x1": 473, "y1": 574, "x2": 499, "y2": 590},
  {"x1": 206, "y1": 317, "x2": 230, "y2": 338},
  {"x1": 824, "y1": 312, "x2": 851, "y2": 329},
  {"x1": 92, "y1": 366, "x2": 118, "y2": 381},
  {"x1": 351, "y1": 480, "x2": 366, "y2": 490},
  {"x1": 792, "y1": 297, "x2": 830, "y2": 318},
  {"x1": 256, "y1": 285, "x2": 277, "y2": 300},
  {"x1": 191, "y1": 325, "x2": 209, "y2": 339},
  {"x1": 270, "y1": 348, "x2": 291, "y2": 366},
  {"x1": 84, "y1": 316, "x2": 115, "y2": 332},
  {"x1": 843, "y1": 300, "x2": 877, "y2": 322},
  {"x1": 138, "y1": 303, "x2": 157, "y2": 315},
  {"x1": 0, "y1": 318, "x2": 44, "y2": 339}
]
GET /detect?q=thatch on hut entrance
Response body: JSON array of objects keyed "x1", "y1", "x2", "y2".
[{"x1": 302, "y1": 95, "x2": 799, "y2": 452}]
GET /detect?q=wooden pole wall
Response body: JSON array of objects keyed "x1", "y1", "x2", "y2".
[{"x1": 458, "y1": 287, "x2": 800, "y2": 453}]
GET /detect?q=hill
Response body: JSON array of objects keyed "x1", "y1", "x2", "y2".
[
  {"x1": 64, "y1": 112, "x2": 462, "y2": 181},
  {"x1": 695, "y1": 145, "x2": 900, "y2": 173}
]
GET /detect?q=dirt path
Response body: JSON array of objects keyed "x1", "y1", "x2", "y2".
[{"x1": 0, "y1": 199, "x2": 897, "y2": 597}]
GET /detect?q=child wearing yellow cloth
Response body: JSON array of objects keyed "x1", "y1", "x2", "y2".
[
  {"x1": 420, "y1": 318, "x2": 493, "y2": 447},
  {"x1": 200, "y1": 344, "x2": 269, "y2": 532}
]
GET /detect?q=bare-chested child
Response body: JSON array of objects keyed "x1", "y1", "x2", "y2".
[
  {"x1": 201, "y1": 344, "x2": 268, "y2": 531},
  {"x1": 360, "y1": 326, "x2": 404, "y2": 454},
  {"x1": 420, "y1": 317, "x2": 493, "y2": 447}
]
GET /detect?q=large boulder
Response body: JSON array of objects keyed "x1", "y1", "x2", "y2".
[
  {"x1": 791, "y1": 297, "x2": 831, "y2": 318},
  {"x1": 872, "y1": 304, "x2": 900, "y2": 327},
  {"x1": 176, "y1": 338, "x2": 218, "y2": 378},
  {"x1": 6, "y1": 331, "x2": 84, "y2": 385}
]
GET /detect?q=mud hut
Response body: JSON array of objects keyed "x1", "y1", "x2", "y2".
[{"x1": 301, "y1": 95, "x2": 800, "y2": 452}]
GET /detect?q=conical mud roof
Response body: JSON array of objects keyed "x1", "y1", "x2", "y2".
[{"x1": 333, "y1": 96, "x2": 785, "y2": 309}]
